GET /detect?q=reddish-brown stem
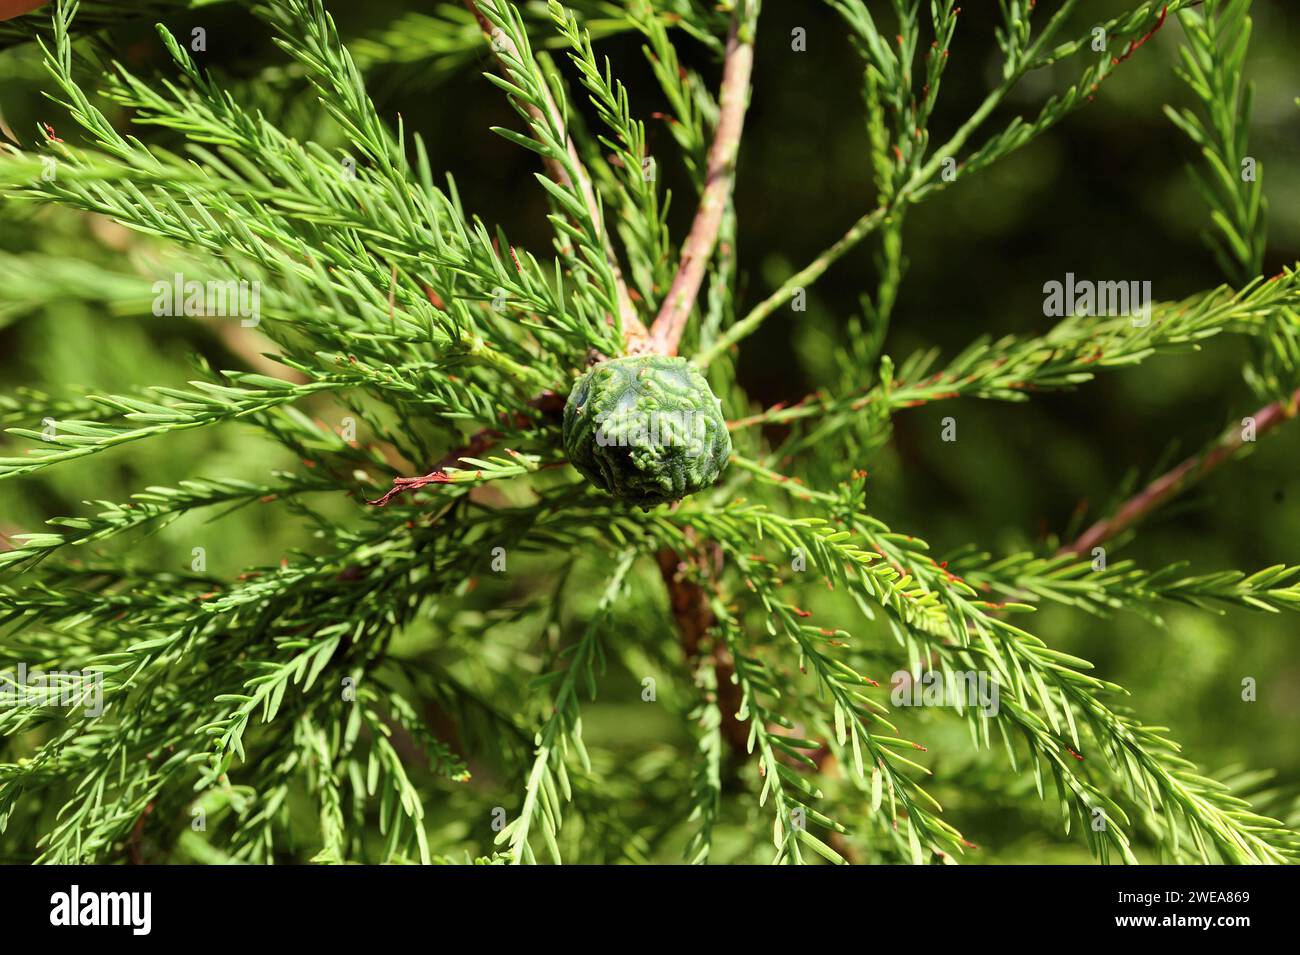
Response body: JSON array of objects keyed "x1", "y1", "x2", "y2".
[
  {"x1": 1111, "y1": 4, "x2": 1168, "y2": 66},
  {"x1": 366, "y1": 430, "x2": 501, "y2": 506},
  {"x1": 1060, "y1": 388, "x2": 1300, "y2": 556},
  {"x1": 368, "y1": 392, "x2": 564, "y2": 506},
  {"x1": 649, "y1": 14, "x2": 755, "y2": 356},
  {"x1": 656, "y1": 546, "x2": 749, "y2": 756}
]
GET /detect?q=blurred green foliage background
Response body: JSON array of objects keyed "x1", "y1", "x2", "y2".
[{"x1": 0, "y1": 1, "x2": 1297, "y2": 862}]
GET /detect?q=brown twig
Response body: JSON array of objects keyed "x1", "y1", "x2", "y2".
[
  {"x1": 1059, "y1": 388, "x2": 1300, "y2": 556},
  {"x1": 649, "y1": 11, "x2": 755, "y2": 356},
  {"x1": 464, "y1": 0, "x2": 648, "y2": 349},
  {"x1": 1110, "y1": 4, "x2": 1168, "y2": 66},
  {"x1": 368, "y1": 392, "x2": 564, "y2": 506},
  {"x1": 366, "y1": 429, "x2": 503, "y2": 506},
  {"x1": 656, "y1": 545, "x2": 749, "y2": 755}
]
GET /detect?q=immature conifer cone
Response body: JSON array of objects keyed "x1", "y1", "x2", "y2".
[{"x1": 563, "y1": 355, "x2": 731, "y2": 506}]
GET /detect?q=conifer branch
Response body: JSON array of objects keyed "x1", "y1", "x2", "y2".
[
  {"x1": 1165, "y1": 0, "x2": 1265, "y2": 285},
  {"x1": 697, "y1": 0, "x2": 1189, "y2": 368},
  {"x1": 857, "y1": 515, "x2": 1293, "y2": 864},
  {"x1": 728, "y1": 270, "x2": 1300, "y2": 458},
  {"x1": 549, "y1": 1, "x2": 672, "y2": 312},
  {"x1": 683, "y1": 653, "x2": 723, "y2": 864},
  {"x1": 464, "y1": 0, "x2": 648, "y2": 350},
  {"x1": 3, "y1": 0, "x2": 1295, "y2": 867},
  {"x1": 710, "y1": 605, "x2": 829, "y2": 864},
  {"x1": 497, "y1": 549, "x2": 635, "y2": 864},
  {"x1": 0, "y1": 374, "x2": 365, "y2": 481},
  {"x1": 627, "y1": 0, "x2": 714, "y2": 186},
  {"x1": 659, "y1": 480, "x2": 1296, "y2": 863},
  {"x1": 956, "y1": 549, "x2": 1300, "y2": 618},
  {"x1": 0, "y1": 473, "x2": 343, "y2": 573},
  {"x1": 1060, "y1": 387, "x2": 1300, "y2": 557}
]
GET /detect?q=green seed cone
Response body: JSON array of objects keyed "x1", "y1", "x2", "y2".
[{"x1": 563, "y1": 355, "x2": 731, "y2": 506}]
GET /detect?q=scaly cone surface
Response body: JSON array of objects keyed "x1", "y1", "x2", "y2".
[{"x1": 563, "y1": 355, "x2": 731, "y2": 506}]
